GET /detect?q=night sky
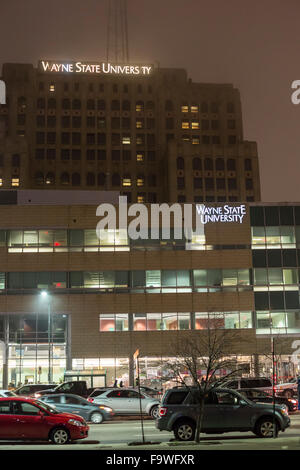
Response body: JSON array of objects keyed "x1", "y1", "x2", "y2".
[{"x1": 1, "y1": 0, "x2": 299, "y2": 202}]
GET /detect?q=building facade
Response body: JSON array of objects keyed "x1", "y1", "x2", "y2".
[
  {"x1": 0, "y1": 62, "x2": 260, "y2": 202},
  {"x1": 0, "y1": 193, "x2": 299, "y2": 388}
]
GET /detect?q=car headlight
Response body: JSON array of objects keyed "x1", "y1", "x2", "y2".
[
  {"x1": 68, "y1": 419, "x2": 84, "y2": 427},
  {"x1": 99, "y1": 406, "x2": 113, "y2": 412},
  {"x1": 280, "y1": 408, "x2": 289, "y2": 416}
]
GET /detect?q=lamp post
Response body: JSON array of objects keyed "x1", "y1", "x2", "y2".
[{"x1": 41, "y1": 291, "x2": 52, "y2": 383}]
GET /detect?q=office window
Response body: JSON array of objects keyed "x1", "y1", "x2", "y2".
[
  {"x1": 182, "y1": 121, "x2": 189, "y2": 129},
  {"x1": 136, "y1": 101, "x2": 144, "y2": 112}
]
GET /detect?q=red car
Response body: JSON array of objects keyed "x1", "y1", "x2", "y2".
[{"x1": 0, "y1": 397, "x2": 89, "y2": 444}]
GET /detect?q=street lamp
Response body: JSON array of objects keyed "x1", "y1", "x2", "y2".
[{"x1": 40, "y1": 291, "x2": 52, "y2": 383}]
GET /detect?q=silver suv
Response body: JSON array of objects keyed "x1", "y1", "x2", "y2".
[
  {"x1": 89, "y1": 388, "x2": 160, "y2": 418},
  {"x1": 156, "y1": 387, "x2": 290, "y2": 441}
]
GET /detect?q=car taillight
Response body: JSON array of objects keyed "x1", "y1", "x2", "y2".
[
  {"x1": 88, "y1": 398, "x2": 94, "y2": 403},
  {"x1": 159, "y1": 407, "x2": 167, "y2": 417},
  {"x1": 288, "y1": 399, "x2": 297, "y2": 404}
]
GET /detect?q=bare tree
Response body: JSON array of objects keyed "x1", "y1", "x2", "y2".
[{"x1": 169, "y1": 316, "x2": 247, "y2": 443}]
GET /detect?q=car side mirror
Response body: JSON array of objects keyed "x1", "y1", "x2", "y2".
[{"x1": 239, "y1": 400, "x2": 247, "y2": 406}]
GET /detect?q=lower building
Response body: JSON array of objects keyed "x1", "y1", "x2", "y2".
[{"x1": 0, "y1": 192, "x2": 299, "y2": 388}]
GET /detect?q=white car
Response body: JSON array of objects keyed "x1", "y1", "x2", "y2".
[
  {"x1": 88, "y1": 388, "x2": 160, "y2": 418},
  {"x1": 0, "y1": 389, "x2": 17, "y2": 398},
  {"x1": 275, "y1": 378, "x2": 298, "y2": 398}
]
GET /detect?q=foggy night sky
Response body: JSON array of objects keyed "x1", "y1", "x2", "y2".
[{"x1": 1, "y1": 0, "x2": 300, "y2": 202}]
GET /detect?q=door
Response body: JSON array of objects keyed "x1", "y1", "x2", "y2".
[
  {"x1": 105, "y1": 390, "x2": 131, "y2": 413},
  {"x1": 125, "y1": 390, "x2": 146, "y2": 413},
  {"x1": 11, "y1": 401, "x2": 49, "y2": 439},
  {"x1": 213, "y1": 390, "x2": 253, "y2": 430},
  {"x1": 60, "y1": 395, "x2": 86, "y2": 419},
  {"x1": 0, "y1": 401, "x2": 16, "y2": 439}
]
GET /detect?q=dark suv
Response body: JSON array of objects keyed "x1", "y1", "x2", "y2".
[
  {"x1": 15, "y1": 384, "x2": 57, "y2": 396},
  {"x1": 156, "y1": 387, "x2": 290, "y2": 441}
]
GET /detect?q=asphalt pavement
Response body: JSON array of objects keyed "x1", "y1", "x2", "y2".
[{"x1": 0, "y1": 412, "x2": 300, "y2": 450}]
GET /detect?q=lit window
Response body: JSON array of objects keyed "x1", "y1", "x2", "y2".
[
  {"x1": 122, "y1": 136, "x2": 131, "y2": 145},
  {"x1": 0, "y1": 179, "x2": 2, "y2": 186},
  {"x1": 11, "y1": 178, "x2": 20, "y2": 187},
  {"x1": 136, "y1": 120, "x2": 143, "y2": 129},
  {"x1": 49, "y1": 83, "x2": 55, "y2": 92},
  {"x1": 190, "y1": 105, "x2": 199, "y2": 113},
  {"x1": 181, "y1": 121, "x2": 189, "y2": 129},
  {"x1": 137, "y1": 177, "x2": 144, "y2": 187},
  {"x1": 182, "y1": 135, "x2": 190, "y2": 142},
  {"x1": 137, "y1": 194, "x2": 145, "y2": 203},
  {"x1": 181, "y1": 104, "x2": 189, "y2": 113},
  {"x1": 192, "y1": 136, "x2": 200, "y2": 144},
  {"x1": 191, "y1": 121, "x2": 199, "y2": 129},
  {"x1": 136, "y1": 152, "x2": 144, "y2": 162},
  {"x1": 136, "y1": 102, "x2": 144, "y2": 112},
  {"x1": 122, "y1": 178, "x2": 132, "y2": 187}
]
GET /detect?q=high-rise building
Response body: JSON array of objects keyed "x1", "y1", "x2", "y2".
[{"x1": 0, "y1": 62, "x2": 261, "y2": 202}]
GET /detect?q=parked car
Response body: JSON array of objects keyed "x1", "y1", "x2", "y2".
[
  {"x1": 224, "y1": 377, "x2": 273, "y2": 393},
  {"x1": 238, "y1": 388, "x2": 298, "y2": 412},
  {"x1": 40, "y1": 393, "x2": 114, "y2": 423},
  {"x1": 133, "y1": 386, "x2": 163, "y2": 398},
  {"x1": 275, "y1": 378, "x2": 298, "y2": 398},
  {"x1": 156, "y1": 386, "x2": 290, "y2": 441},
  {"x1": 0, "y1": 397, "x2": 89, "y2": 444},
  {"x1": 0, "y1": 390, "x2": 17, "y2": 398},
  {"x1": 14, "y1": 384, "x2": 57, "y2": 396},
  {"x1": 89, "y1": 387, "x2": 160, "y2": 418},
  {"x1": 35, "y1": 381, "x2": 90, "y2": 399}
]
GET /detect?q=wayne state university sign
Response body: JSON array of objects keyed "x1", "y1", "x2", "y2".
[{"x1": 39, "y1": 60, "x2": 153, "y2": 76}]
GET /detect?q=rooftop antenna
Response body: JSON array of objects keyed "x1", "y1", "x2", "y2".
[{"x1": 106, "y1": 0, "x2": 129, "y2": 63}]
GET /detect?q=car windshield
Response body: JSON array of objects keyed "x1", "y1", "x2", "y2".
[{"x1": 34, "y1": 399, "x2": 60, "y2": 414}]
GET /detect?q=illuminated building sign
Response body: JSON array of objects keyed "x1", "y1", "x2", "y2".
[
  {"x1": 196, "y1": 204, "x2": 246, "y2": 224},
  {"x1": 39, "y1": 60, "x2": 153, "y2": 75}
]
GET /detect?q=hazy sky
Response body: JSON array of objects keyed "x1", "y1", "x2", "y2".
[{"x1": 1, "y1": 0, "x2": 299, "y2": 202}]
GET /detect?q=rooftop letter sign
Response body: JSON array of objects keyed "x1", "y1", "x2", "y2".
[
  {"x1": 39, "y1": 60, "x2": 153, "y2": 75},
  {"x1": 196, "y1": 204, "x2": 246, "y2": 224}
]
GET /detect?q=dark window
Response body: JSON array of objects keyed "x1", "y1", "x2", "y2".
[
  {"x1": 72, "y1": 149, "x2": 81, "y2": 160},
  {"x1": 280, "y1": 207, "x2": 294, "y2": 225},
  {"x1": 97, "y1": 100, "x2": 106, "y2": 110},
  {"x1": 111, "y1": 100, "x2": 120, "y2": 111},
  {"x1": 265, "y1": 207, "x2": 279, "y2": 226},
  {"x1": 112, "y1": 150, "x2": 120, "y2": 161},
  {"x1": 122, "y1": 100, "x2": 130, "y2": 111},
  {"x1": 227, "y1": 159, "x2": 236, "y2": 171},
  {"x1": 86, "y1": 149, "x2": 95, "y2": 161},
  {"x1": 61, "y1": 132, "x2": 70, "y2": 145},
  {"x1": 201, "y1": 102, "x2": 208, "y2": 113},
  {"x1": 267, "y1": 250, "x2": 282, "y2": 267},
  {"x1": 61, "y1": 116, "x2": 70, "y2": 128},
  {"x1": 270, "y1": 292, "x2": 284, "y2": 310},
  {"x1": 216, "y1": 158, "x2": 224, "y2": 170},
  {"x1": 245, "y1": 178, "x2": 253, "y2": 190},
  {"x1": 211, "y1": 102, "x2": 219, "y2": 113},
  {"x1": 193, "y1": 177, "x2": 202, "y2": 189},
  {"x1": 228, "y1": 178, "x2": 237, "y2": 190},
  {"x1": 216, "y1": 178, "x2": 225, "y2": 190},
  {"x1": 245, "y1": 159, "x2": 252, "y2": 171},
  {"x1": 60, "y1": 172, "x2": 70, "y2": 185},
  {"x1": 72, "y1": 116, "x2": 81, "y2": 128},
  {"x1": 72, "y1": 99, "x2": 81, "y2": 110},
  {"x1": 98, "y1": 133, "x2": 106, "y2": 145},
  {"x1": 227, "y1": 102, "x2": 235, "y2": 113},
  {"x1": 228, "y1": 135, "x2": 237, "y2": 145},
  {"x1": 204, "y1": 158, "x2": 213, "y2": 171},
  {"x1": 205, "y1": 178, "x2": 214, "y2": 190},
  {"x1": 61, "y1": 149, "x2": 70, "y2": 161},
  {"x1": 177, "y1": 177, "x2": 185, "y2": 189},
  {"x1": 12, "y1": 154, "x2": 20, "y2": 167},
  {"x1": 87, "y1": 99, "x2": 95, "y2": 110},
  {"x1": 36, "y1": 116, "x2": 45, "y2": 127},
  {"x1": 192, "y1": 157, "x2": 201, "y2": 170},
  {"x1": 72, "y1": 133, "x2": 81, "y2": 145},
  {"x1": 98, "y1": 173, "x2": 106, "y2": 186},
  {"x1": 177, "y1": 157, "x2": 184, "y2": 170},
  {"x1": 112, "y1": 173, "x2": 120, "y2": 186},
  {"x1": 97, "y1": 150, "x2": 106, "y2": 160},
  {"x1": 148, "y1": 151, "x2": 156, "y2": 161},
  {"x1": 285, "y1": 292, "x2": 300, "y2": 309},
  {"x1": 255, "y1": 292, "x2": 269, "y2": 310},
  {"x1": 282, "y1": 249, "x2": 297, "y2": 267},
  {"x1": 36, "y1": 132, "x2": 45, "y2": 145},
  {"x1": 62, "y1": 99, "x2": 70, "y2": 109},
  {"x1": 252, "y1": 250, "x2": 267, "y2": 267},
  {"x1": 72, "y1": 173, "x2": 81, "y2": 186},
  {"x1": 86, "y1": 173, "x2": 95, "y2": 186},
  {"x1": 250, "y1": 207, "x2": 264, "y2": 226},
  {"x1": 166, "y1": 391, "x2": 188, "y2": 404}
]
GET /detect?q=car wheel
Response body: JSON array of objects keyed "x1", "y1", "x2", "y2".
[
  {"x1": 90, "y1": 412, "x2": 104, "y2": 424},
  {"x1": 283, "y1": 390, "x2": 293, "y2": 399},
  {"x1": 150, "y1": 405, "x2": 159, "y2": 419},
  {"x1": 254, "y1": 418, "x2": 278, "y2": 438},
  {"x1": 174, "y1": 421, "x2": 195, "y2": 441},
  {"x1": 50, "y1": 427, "x2": 70, "y2": 445}
]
